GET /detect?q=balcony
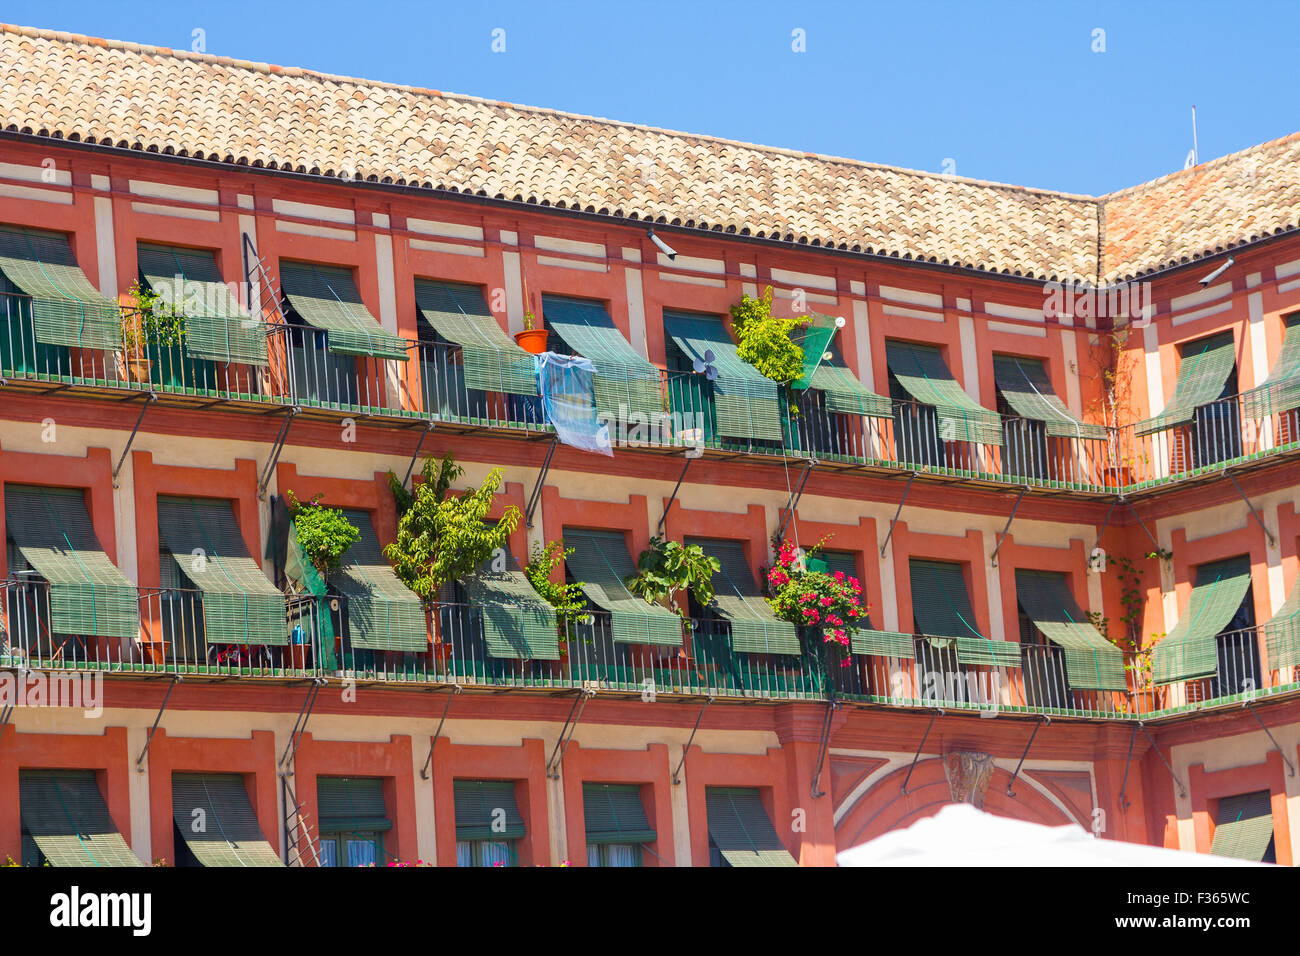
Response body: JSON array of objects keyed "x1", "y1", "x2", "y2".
[
  {"x1": 4, "y1": 580, "x2": 1297, "y2": 722},
  {"x1": 4, "y1": 287, "x2": 1300, "y2": 494}
]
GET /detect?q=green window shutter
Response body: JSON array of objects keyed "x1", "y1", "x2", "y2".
[
  {"x1": 808, "y1": 361, "x2": 892, "y2": 419},
  {"x1": 316, "y1": 777, "x2": 392, "y2": 833},
  {"x1": 453, "y1": 779, "x2": 526, "y2": 841},
  {"x1": 850, "y1": 626, "x2": 915, "y2": 658},
  {"x1": 909, "y1": 559, "x2": 981, "y2": 639},
  {"x1": 993, "y1": 355, "x2": 1107, "y2": 439},
  {"x1": 790, "y1": 314, "x2": 840, "y2": 390},
  {"x1": 1263, "y1": 576, "x2": 1300, "y2": 670},
  {"x1": 156, "y1": 496, "x2": 287, "y2": 646},
  {"x1": 461, "y1": 567, "x2": 560, "y2": 660},
  {"x1": 690, "y1": 538, "x2": 800, "y2": 655},
  {"x1": 885, "y1": 341, "x2": 1003, "y2": 445},
  {"x1": 1242, "y1": 316, "x2": 1300, "y2": 418},
  {"x1": 562, "y1": 529, "x2": 683, "y2": 647},
  {"x1": 279, "y1": 261, "x2": 408, "y2": 360},
  {"x1": 663, "y1": 310, "x2": 782, "y2": 441},
  {"x1": 0, "y1": 226, "x2": 121, "y2": 350},
  {"x1": 137, "y1": 243, "x2": 267, "y2": 366},
  {"x1": 1153, "y1": 555, "x2": 1252, "y2": 684},
  {"x1": 953, "y1": 637, "x2": 1022, "y2": 668},
  {"x1": 19, "y1": 770, "x2": 142, "y2": 867},
  {"x1": 1135, "y1": 331, "x2": 1237, "y2": 436},
  {"x1": 4, "y1": 485, "x2": 139, "y2": 639},
  {"x1": 414, "y1": 279, "x2": 538, "y2": 396},
  {"x1": 542, "y1": 295, "x2": 663, "y2": 423},
  {"x1": 1210, "y1": 791, "x2": 1274, "y2": 861},
  {"x1": 171, "y1": 773, "x2": 283, "y2": 866},
  {"x1": 335, "y1": 510, "x2": 427, "y2": 652},
  {"x1": 582, "y1": 783, "x2": 655, "y2": 844},
  {"x1": 1015, "y1": 569, "x2": 1126, "y2": 690},
  {"x1": 705, "y1": 787, "x2": 797, "y2": 866}
]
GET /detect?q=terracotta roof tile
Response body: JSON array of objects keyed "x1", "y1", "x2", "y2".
[{"x1": 0, "y1": 24, "x2": 1295, "y2": 284}]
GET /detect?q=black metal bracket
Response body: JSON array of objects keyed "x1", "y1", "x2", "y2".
[
  {"x1": 419, "y1": 684, "x2": 463, "y2": 780},
  {"x1": 989, "y1": 485, "x2": 1030, "y2": 567},
  {"x1": 1005, "y1": 715, "x2": 1050, "y2": 797},
  {"x1": 656, "y1": 456, "x2": 693, "y2": 535},
  {"x1": 112, "y1": 392, "x2": 157, "y2": 489},
  {"x1": 1117, "y1": 721, "x2": 1138, "y2": 811},
  {"x1": 672, "y1": 695, "x2": 714, "y2": 785},
  {"x1": 258, "y1": 406, "x2": 299, "y2": 499},
  {"x1": 1125, "y1": 503, "x2": 1162, "y2": 552},
  {"x1": 773, "y1": 457, "x2": 817, "y2": 544},
  {"x1": 135, "y1": 674, "x2": 181, "y2": 772},
  {"x1": 402, "y1": 421, "x2": 437, "y2": 490},
  {"x1": 1225, "y1": 470, "x2": 1277, "y2": 547},
  {"x1": 810, "y1": 699, "x2": 841, "y2": 799},
  {"x1": 279, "y1": 678, "x2": 326, "y2": 771},
  {"x1": 880, "y1": 472, "x2": 918, "y2": 557},
  {"x1": 1137, "y1": 721, "x2": 1187, "y2": 798},
  {"x1": 1243, "y1": 701, "x2": 1296, "y2": 776},
  {"x1": 1093, "y1": 497, "x2": 1119, "y2": 553},
  {"x1": 546, "y1": 687, "x2": 595, "y2": 779},
  {"x1": 900, "y1": 708, "x2": 943, "y2": 795},
  {"x1": 525, "y1": 437, "x2": 560, "y2": 530}
]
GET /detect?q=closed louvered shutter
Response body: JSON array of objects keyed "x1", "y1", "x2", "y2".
[
  {"x1": 1210, "y1": 790, "x2": 1274, "y2": 861},
  {"x1": 138, "y1": 243, "x2": 267, "y2": 365},
  {"x1": 993, "y1": 355, "x2": 1106, "y2": 439},
  {"x1": 885, "y1": 341, "x2": 1003, "y2": 445},
  {"x1": 704, "y1": 787, "x2": 796, "y2": 866},
  {"x1": 562, "y1": 529, "x2": 683, "y2": 647},
  {"x1": 543, "y1": 295, "x2": 662, "y2": 423},
  {"x1": 156, "y1": 497, "x2": 287, "y2": 646},
  {"x1": 690, "y1": 538, "x2": 799, "y2": 655},
  {"x1": 414, "y1": 279, "x2": 537, "y2": 396},
  {"x1": 316, "y1": 777, "x2": 392, "y2": 833},
  {"x1": 582, "y1": 783, "x2": 655, "y2": 845},
  {"x1": 19, "y1": 770, "x2": 141, "y2": 867},
  {"x1": 663, "y1": 310, "x2": 782, "y2": 441},
  {"x1": 1135, "y1": 332, "x2": 1237, "y2": 436},
  {"x1": 461, "y1": 567, "x2": 559, "y2": 660},
  {"x1": 1153, "y1": 555, "x2": 1252, "y2": 684},
  {"x1": 1015, "y1": 569, "x2": 1126, "y2": 690},
  {"x1": 171, "y1": 773, "x2": 283, "y2": 866},
  {"x1": 279, "y1": 261, "x2": 407, "y2": 360},
  {"x1": 0, "y1": 226, "x2": 121, "y2": 349},
  {"x1": 453, "y1": 779, "x2": 526, "y2": 841},
  {"x1": 4, "y1": 485, "x2": 138, "y2": 638},
  {"x1": 335, "y1": 510, "x2": 427, "y2": 652}
]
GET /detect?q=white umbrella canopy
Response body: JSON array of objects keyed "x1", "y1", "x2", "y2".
[{"x1": 836, "y1": 803, "x2": 1264, "y2": 867}]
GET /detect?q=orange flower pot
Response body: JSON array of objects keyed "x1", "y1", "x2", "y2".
[{"x1": 513, "y1": 328, "x2": 549, "y2": 355}]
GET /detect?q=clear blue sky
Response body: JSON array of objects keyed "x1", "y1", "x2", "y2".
[{"x1": 11, "y1": 0, "x2": 1300, "y2": 195}]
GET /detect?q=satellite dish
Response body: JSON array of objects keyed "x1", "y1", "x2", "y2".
[{"x1": 835, "y1": 316, "x2": 846, "y2": 329}]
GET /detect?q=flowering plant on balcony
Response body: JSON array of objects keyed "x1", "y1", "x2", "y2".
[{"x1": 765, "y1": 540, "x2": 868, "y2": 663}]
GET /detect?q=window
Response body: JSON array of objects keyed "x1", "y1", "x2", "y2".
[
  {"x1": 583, "y1": 783, "x2": 654, "y2": 865},
  {"x1": 704, "y1": 786, "x2": 796, "y2": 867},
  {"x1": 997, "y1": 387, "x2": 1049, "y2": 480},
  {"x1": 316, "y1": 776, "x2": 390, "y2": 867},
  {"x1": 889, "y1": 367, "x2": 945, "y2": 466},
  {"x1": 1210, "y1": 791, "x2": 1275, "y2": 862},
  {"x1": 1187, "y1": 337, "x2": 1242, "y2": 467},
  {"x1": 453, "y1": 779, "x2": 525, "y2": 866},
  {"x1": 1017, "y1": 601, "x2": 1069, "y2": 708}
]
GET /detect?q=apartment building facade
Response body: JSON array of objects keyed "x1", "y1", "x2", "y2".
[{"x1": 1, "y1": 24, "x2": 1299, "y2": 866}]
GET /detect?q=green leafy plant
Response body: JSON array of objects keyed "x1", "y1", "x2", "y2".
[
  {"x1": 524, "y1": 540, "x2": 588, "y2": 631},
  {"x1": 285, "y1": 490, "x2": 359, "y2": 580},
  {"x1": 523, "y1": 310, "x2": 538, "y2": 331},
  {"x1": 126, "y1": 279, "x2": 187, "y2": 349},
  {"x1": 1112, "y1": 549, "x2": 1172, "y2": 654},
  {"x1": 765, "y1": 539, "x2": 868, "y2": 663},
  {"x1": 384, "y1": 451, "x2": 520, "y2": 598},
  {"x1": 730, "y1": 285, "x2": 810, "y2": 385},
  {"x1": 625, "y1": 535, "x2": 719, "y2": 618}
]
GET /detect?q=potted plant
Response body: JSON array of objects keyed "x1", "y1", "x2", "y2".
[
  {"x1": 284, "y1": 491, "x2": 359, "y2": 667},
  {"x1": 625, "y1": 536, "x2": 719, "y2": 620},
  {"x1": 120, "y1": 280, "x2": 186, "y2": 384},
  {"x1": 765, "y1": 539, "x2": 869, "y2": 666},
  {"x1": 514, "y1": 310, "x2": 549, "y2": 355},
  {"x1": 730, "y1": 286, "x2": 811, "y2": 412},
  {"x1": 524, "y1": 540, "x2": 588, "y2": 659},
  {"x1": 385, "y1": 451, "x2": 521, "y2": 645}
]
